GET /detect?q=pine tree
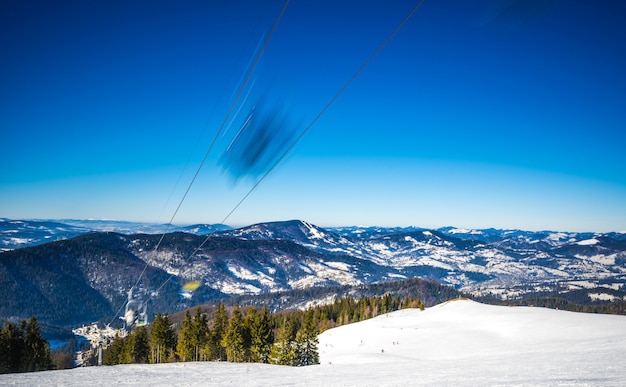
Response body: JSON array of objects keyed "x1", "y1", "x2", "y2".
[
  {"x1": 250, "y1": 304, "x2": 273, "y2": 363},
  {"x1": 241, "y1": 307, "x2": 257, "y2": 362},
  {"x1": 176, "y1": 311, "x2": 195, "y2": 362},
  {"x1": 295, "y1": 309, "x2": 319, "y2": 366},
  {"x1": 150, "y1": 312, "x2": 175, "y2": 363},
  {"x1": 222, "y1": 304, "x2": 245, "y2": 362},
  {"x1": 0, "y1": 325, "x2": 9, "y2": 373},
  {"x1": 119, "y1": 334, "x2": 133, "y2": 364},
  {"x1": 270, "y1": 315, "x2": 298, "y2": 366},
  {"x1": 192, "y1": 308, "x2": 209, "y2": 361},
  {"x1": 103, "y1": 333, "x2": 125, "y2": 365},
  {"x1": 22, "y1": 316, "x2": 52, "y2": 372},
  {"x1": 0, "y1": 324, "x2": 11, "y2": 374},
  {"x1": 210, "y1": 303, "x2": 228, "y2": 361},
  {"x1": 0, "y1": 322, "x2": 24, "y2": 373},
  {"x1": 0, "y1": 317, "x2": 52, "y2": 373},
  {"x1": 383, "y1": 293, "x2": 393, "y2": 314},
  {"x1": 129, "y1": 326, "x2": 150, "y2": 364}
]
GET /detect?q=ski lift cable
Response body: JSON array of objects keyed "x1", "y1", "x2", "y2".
[
  {"x1": 107, "y1": 0, "x2": 291, "y2": 327},
  {"x1": 152, "y1": 0, "x2": 291, "y2": 255},
  {"x1": 144, "y1": 0, "x2": 427, "y2": 304},
  {"x1": 130, "y1": 25, "x2": 264, "y2": 295},
  {"x1": 145, "y1": 0, "x2": 290, "y2": 281},
  {"x1": 154, "y1": 4, "x2": 270, "y2": 230},
  {"x1": 151, "y1": 0, "x2": 287, "y2": 269},
  {"x1": 205, "y1": 0, "x2": 427, "y2": 244}
]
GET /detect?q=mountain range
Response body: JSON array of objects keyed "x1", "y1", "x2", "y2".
[
  {"x1": 1, "y1": 218, "x2": 625, "y2": 336},
  {"x1": 0, "y1": 218, "x2": 230, "y2": 251}
]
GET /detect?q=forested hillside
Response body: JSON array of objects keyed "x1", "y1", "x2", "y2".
[{"x1": 103, "y1": 294, "x2": 425, "y2": 367}]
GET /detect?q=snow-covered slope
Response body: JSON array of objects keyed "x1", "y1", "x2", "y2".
[
  {"x1": 319, "y1": 299, "x2": 626, "y2": 364},
  {"x1": 2, "y1": 300, "x2": 625, "y2": 386}
]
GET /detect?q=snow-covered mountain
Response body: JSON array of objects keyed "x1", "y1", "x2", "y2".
[
  {"x1": 3, "y1": 300, "x2": 625, "y2": 386},
  {"x1": 214, "y1": 220, "x2": 626, "y2": 301},
  {"x1": 2, "y1": 218, "x2": 626, "y2": 301},
  {"x1": 1, "y1": 218, "x2": 625, "y2": 332}
]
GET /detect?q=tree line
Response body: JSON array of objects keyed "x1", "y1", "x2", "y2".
[
  {"x1": 0, "y1": 316, "x2": 53, "y2": 374},
  {"x1": 104, "y1": 293, "x2": 425, "y2": 366}
]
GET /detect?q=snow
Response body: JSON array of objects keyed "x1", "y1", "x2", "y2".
[
  {"x1": 448, "y1": 228, "x2": 482, "y2": 234},
  {"x1": 297, "y1": 263, "x2": 314, "y2": 274},
  {"x1": 7, "y1": 237, "x2": 32, "y2": 245},
  {"x1": 565, "y1": 280, "x2": 601, "y2": 290},
  {"x1": 2, "y1": 300, "x2": 625, "y2": 386},
  {"x1": 303, "y1": 221, "x2": 325, "y2": 240},
  {"x1": 227, "y1": 264, "x2": 258, "y2": 280},
  {"x1": 324, "y1": 261, "x2": 351, "y2": 271},
  {"x1": 288, "y1": 275, "x2": 327, "y2": 289},
  {"x1": 577, "y1": 238, "x2": 600, "y2": 245},
  {"x1": 212, "y1": 279, "x2": 261, "y2": 295},
  {"x1": 224, "y1": 265, "x2": 276, "y2": 287},
  {"x1": 588, "y1": 292, "x2": 619, "y2": 301},
  {"x1": 547, "y1": 232, "x2": 568, "y2": 241}
]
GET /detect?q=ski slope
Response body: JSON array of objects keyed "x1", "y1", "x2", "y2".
[{"x1": 2, "y1": 300, "x2": 625, "y2": 386}]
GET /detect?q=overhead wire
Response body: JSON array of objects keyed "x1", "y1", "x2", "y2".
[
  {"x1": 108, "y1": 0, "x2": 291, "y2": 327},
  {"x1": 153, "y1": 37, "x2": 263, "y2": 229},
  {"x1": 197, "y1": 0, "x2": 426, "y2": 250},
  {"x1": 144, "y1": 0, "x2": 427, "y2": 304}
]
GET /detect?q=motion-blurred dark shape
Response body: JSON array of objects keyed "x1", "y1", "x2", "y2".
[{"x1": 221, "y1": 99, "x2": 298, "y2": 180}]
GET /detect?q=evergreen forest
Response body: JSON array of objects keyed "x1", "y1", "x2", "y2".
[
  {"x1": 0, "y1": 316, "x2": 53, "y2": 374},
  {"x1": 103, "y1": 294, "x2": 425, "y2": 366}
]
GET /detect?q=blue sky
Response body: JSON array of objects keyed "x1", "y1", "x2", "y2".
[{"x1": 1, "y1": 0, "x2": 625, "y2": 232}]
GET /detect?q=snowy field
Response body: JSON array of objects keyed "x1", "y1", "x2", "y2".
[{"x1": 2, "y1": 300, "x2": 625, "y2": 386}]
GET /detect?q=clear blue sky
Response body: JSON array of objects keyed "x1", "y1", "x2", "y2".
[{"x1": 1, "y1": 0, "x2": 625, "y2": 232}]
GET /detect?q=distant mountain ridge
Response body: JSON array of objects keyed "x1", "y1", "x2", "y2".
[
  {"x1": 1, "y1": 218, "x2": 625, "y2": 336},
  {"x1": 0, "y1": 218, "x2": 232, "y2": 251},
  {"x1": 3, "y1": 217, "x2": 625, "y2": 251}
]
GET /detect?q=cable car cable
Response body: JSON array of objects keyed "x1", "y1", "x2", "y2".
[
  {"x1": 144, "y1": 0, "x2": 426, "y2": 304},
  {"x1": 107, "y1": 0, "x2": 291, "y2": 327}
]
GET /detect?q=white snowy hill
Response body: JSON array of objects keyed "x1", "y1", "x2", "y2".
[{"x1": 2, "y1": 300, "x2": 625, "y2": 386}]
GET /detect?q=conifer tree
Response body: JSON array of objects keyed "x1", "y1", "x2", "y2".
[
  {"x1": 210, "y1": 303, "x2": 228, "y2": 361},
  {"x1": 381, "y1": 293, "x2": 393, "y2": 313},
  {"x1": 270, "y1": 315, "x2": 298, "y2": 366},
  {"x1": 103, "y1": 333, "x2": 125, "y2": 365},
  {"x1": 0, "y1": 324, "x2": 9, "y2": 373},
  {"x1": 0, "y1": 322, "x2": 24, "y2": 373},
  {"x1": 117, "y1": 327, "x2": 150, "y2": 364},
  {"x1": 119, "y1": 333, "x2": 133, "y2": 364},
  {"x1": 222, "y1": 304, "x2": 245, "y2": 362},
  {"x1": 0, "y1": 317, "x2": 52, "y2": 373},
  {"x1": 176, "y1": 311, "x2": 195, "y2": 362},
  {"x1": 242, "y1": 307, "x2": 257, "y2": 362},
  {"x1": 295, "y1": 309, "x2": 319, "y2": 366},
  {"x1": 192, "y1": 308, "x2": 209, "y2": 361},
  {"x1": 250, "y1": 304, "x2": 273, "y2": 363},
  {"x1": 22, "y1": 316, "x2": 52, "y2": 372},
  {"x1": 129, "y1": 326, "x2": 150, "y2": 364},
  {"x1": 150, "y1": 312, "x2": 176, "y2": 363}
]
